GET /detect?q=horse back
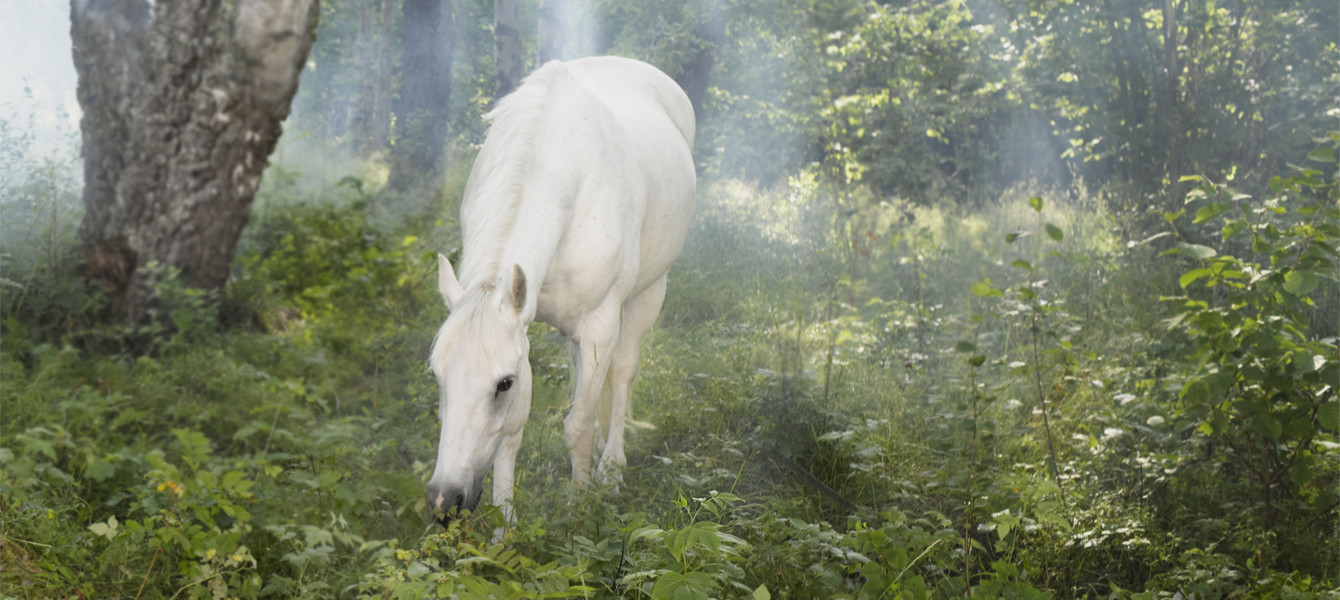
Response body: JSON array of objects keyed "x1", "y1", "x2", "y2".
[
  {"x1": 461, "y1": 57, "x2": 696, "y2": 331},
  {"x1": 561, "y1": 56, "x2": 695, "y2": 151}
]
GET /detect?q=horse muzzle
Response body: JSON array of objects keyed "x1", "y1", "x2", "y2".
[{"x1": 426, "y1": 476, "x2": 484, "y2": 523}]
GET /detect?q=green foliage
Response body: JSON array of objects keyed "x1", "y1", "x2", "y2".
[
  {"x1": 9, "y1": 146, "x2": 1339, "y2": 598},
  {"x1": 1159, "y1": 136, "x2": 1340, "y2": 563},
  {"x1": 11, "y1": 0, "x2": 1340, "y2": 596}
]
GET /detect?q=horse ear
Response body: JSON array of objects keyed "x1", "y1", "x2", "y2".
[
  {"x1": 510, "y1": 264, "x2": 526, "y2": 313},
  {"x1": 438, "y1": 253, "x2": 464, "y2": 308}
]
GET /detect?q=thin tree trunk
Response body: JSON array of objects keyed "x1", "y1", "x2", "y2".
[
  {"x1": 1162, "y1": 0, "x2": 1182, "y2": 181},
  {"x1": 372, "y1": 0, "x2": 396, "y2": 153},
  {"x1": 389, "y1": 0, "x2": 454, "y2": 190},
  {"x1": 352, "y1": 0, "x2": 395, "y2": 156},
  {"x1": 537, "y1": 0, "x2": 565, "y2": 65},
  {"x1": 494, "y1": 0, "x2": 524, "y2": 98},
  {"x1": 674, "y1": 6, "x2": 724, "y2": 132},
  {"x1": 72, "y1": 0, "x2": 319, "y2": 329}
]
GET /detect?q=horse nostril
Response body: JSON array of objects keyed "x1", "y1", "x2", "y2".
[{"x1": 427, "y1": 482, "x2": 453, "y2": 511}]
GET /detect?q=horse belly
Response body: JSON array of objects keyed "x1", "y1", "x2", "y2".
[{"x1": 534, "y1": 216, "x2": 630, "y2": 334}]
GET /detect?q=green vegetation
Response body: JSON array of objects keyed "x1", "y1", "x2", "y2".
[
  {"x1": 4, "y1": 0, "x2": 1339, "y2": 597},
  {"x1": 4, "y1": 133, "x2": 1337, "y2": 597}
]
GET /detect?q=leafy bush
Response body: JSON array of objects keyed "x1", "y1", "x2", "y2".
[{"x1": 1155, "y1": 136, "x2": 1340, "y2": 572}]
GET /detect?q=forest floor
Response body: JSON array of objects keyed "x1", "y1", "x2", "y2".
[{"x1": 2, "y1": 163, "x2": 1338, "y2": 599}]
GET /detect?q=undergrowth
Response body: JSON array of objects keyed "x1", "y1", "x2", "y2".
[{"x1": 2, "y1": 137, "x2": 1338, "y2": 598}]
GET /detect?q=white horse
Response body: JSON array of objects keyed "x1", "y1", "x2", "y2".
[{"x1": 426, "y1": 56, "x2": 696, "y2": 520}]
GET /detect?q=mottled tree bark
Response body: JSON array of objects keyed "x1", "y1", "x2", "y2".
[
  {"x1": 389, "y1": 0, "x2": 453, "y2": 190},
  {"x1": 71, "y1": 0, "x2": 319, "y2": 328},
  {"x1": 494, "y1": 0, "x2": 524, "y2": 98}
]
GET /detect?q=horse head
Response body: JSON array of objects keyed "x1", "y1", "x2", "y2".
[{"x1": 427, "y1": 254, "x2": 532, "y2": 519}]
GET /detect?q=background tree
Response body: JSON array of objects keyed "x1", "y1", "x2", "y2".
[
  {"x1": 494, "y1": 0, "x2": 524, "y2": 98},
  {"x1": 71, "y1": 0, "x2": 319, "y2": 328},
  {"x1": 4, "y1": 0, "x2": 1337, "y2": 595},
  {"x1": 536, "y1": 0, "x2": 565, "y2": 65},
  {"x1": 352, "y1": 0, "x2": 398, "y2": 155},
  {"x1": 388, "y1": 0, "x2": 455, "y2": 189}
]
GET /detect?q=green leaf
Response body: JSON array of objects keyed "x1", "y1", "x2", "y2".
[
  {"x1": 753, "y1": 585, "x2": 772, "y2": 600},
  {"x1": 1252, "y1": 235, "x2": 1271, "y2": 255},
  {"x1": 85, "y1": 457, "x2": 117, "y2": 482},
  {"x1": 1028, "y1": 197, "x2": 1043, "y2": 212},
  {"x1": 1011, "y1": 260, "x2": 1034, "y2": 272},
  {"x1": 1179, "y1": 268, "x2": 1213, "y2": 289},
  {"x1": 955, "y1": 341, "x2": 976, "y2": 353},
  {"x1": 1180, "y1": 378, "x2": 1210, "y2": 405},
  {"x1": 1251, "y1": 415, "x2": 1283, "y2": 440},
  {"x1": 653, "y1": 571, "x2": 716, "y2": 600},
  {"x1": 1005, "y1": 232, "x2": 1025, "y2": 244},
  {"x1": 1221, "y1": 220, "x2": 1249, "y2": 241},
  {"x1": 1044, "y1": 223, "x2": 1063, "y2": 241},
  {"x1": 1283, "y1": 270, "x2": 1320, "y2": 296},
  {"x1": 992, "y1": 511, "x2": 1021, "y2": 539},
  {"x1": 88, "y1": 515, "x2": 119, "y2": 540},
  {"x1": 1163, "y1": 209, "x2": 1186, "y2": 223},
  {"x1": 1318, "y1": 402, "x2": 1339, "y2": 433},
  {"x1": 1306, "y1": 146, "x2": 1337, "y2": 163},
  {"x1": 970, "y1": 280, "x2": 1004, "y2": 298},
  {"x1": 1193, "y1": 203, "x2": 1231, "y2": 224},
  {"x1": 968, "y1": 355, "x2": 986, "y2": 367},
  {"x1": 1178, "y1": 243, "x2": 1217, "y2": 260}
]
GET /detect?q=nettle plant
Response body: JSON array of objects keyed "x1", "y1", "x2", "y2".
[{"x1": 1164, "y1": 135, "x2": 1340, "y2": 534}]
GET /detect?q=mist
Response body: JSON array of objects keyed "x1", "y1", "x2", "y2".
[
  {"x1": 1, "y1": 0, "x2": 81, "y2": 273},
  {"x1": 1, "y1": 0, "x2": 81, "y2": 154},
  {"x1": 3, "y1": 1, "x2": 1336, "y2": 596}
]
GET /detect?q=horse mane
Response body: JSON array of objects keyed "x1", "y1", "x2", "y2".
[
  {"x1": 459, "y1": 61, "x2": 568, "y2": 287},
  {"x1": 429, "y1": 284, "x2": 507, "y2": 372}
]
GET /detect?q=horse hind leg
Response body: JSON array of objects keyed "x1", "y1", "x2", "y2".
[
  {"x1": 595, "y1": 376, "x2": 613, "y2": 455},
  {"x1": 597, "y1": 276, "x2": 669, "y2": 490}
]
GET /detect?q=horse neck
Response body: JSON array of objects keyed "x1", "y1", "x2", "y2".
[
  {"x1": 459, "y1": 140, "x2": 577, "y2": 321},
  {"x1": 458, "y1": 62, "x2": 589, "y2": 318}
]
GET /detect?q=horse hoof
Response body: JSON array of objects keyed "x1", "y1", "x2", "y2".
[{"x1": 596, "y1": 464, "x2": 624, "y2": 494}]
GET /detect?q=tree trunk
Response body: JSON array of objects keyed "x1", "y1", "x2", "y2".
[
  {"x1": 389, "y1": 0, "x2": 454, "y2": 190},
  {"x1": 352, "y1": 0, "x2": 396, "y2": 156},
  {"x1": 71, "y1": 0, "x2": 319, "y2": 329},
  {"x1": 675, "y1": 6, "x2": 725, "y2": 133},
  {"x1": 1161, "y1": 0, "x2": 1182, "y2": 183},
  {"x1": 537, "y1": 0, "x2": 564, "y2": 65},
  {"x1": 494, "y1": 0, "x2": 524, "y2": 98}
]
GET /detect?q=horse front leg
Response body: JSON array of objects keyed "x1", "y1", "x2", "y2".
[
  {"x1": 564, "y1": 303, "x2": 621, "y2": 486},
  {"x1": 491, "y1": 430, "x2": 524, "y2": 524},
  {"x1": 489, "y1": 429, "x2": 524, "y2": 542}
]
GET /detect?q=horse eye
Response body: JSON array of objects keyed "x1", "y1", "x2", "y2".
[{"x1": 495, "y1": 376, "x2": 514, "y2": 394}]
